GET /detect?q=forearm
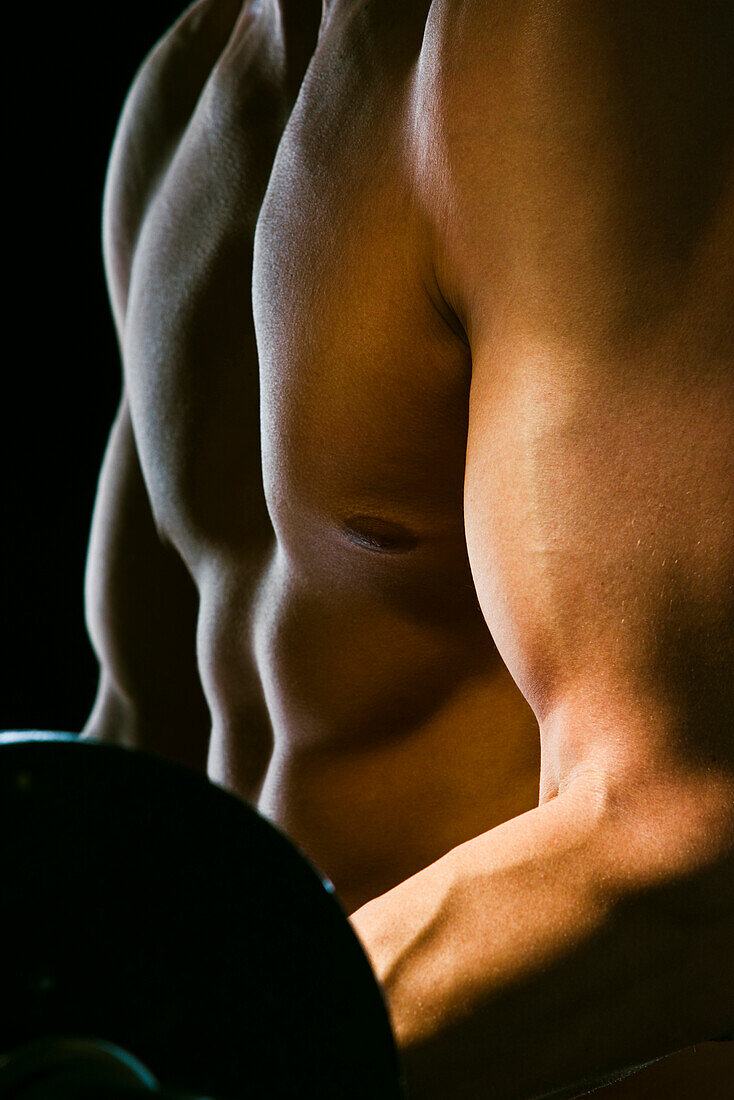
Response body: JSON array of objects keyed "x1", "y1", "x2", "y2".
[
  {"x1": 82, "y1": 400, "x2": 211, "y2": 771},
  {"x1": 351, "y1": 775, "x2": 733, "y2": 1100}
]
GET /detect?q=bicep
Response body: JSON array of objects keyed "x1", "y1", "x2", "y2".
[
  {"x1": 423, "y1": 0, "x2": 734, "y2": 799},
  {"x1": 84, "y1": 399, "x2": 211, "y2": 770},
  {"x1": 463, "y1": 348, "x2": 734, "y2": 799},
  {"x1": 88, "y1": 1, "x2": 248, "y2": 763}
]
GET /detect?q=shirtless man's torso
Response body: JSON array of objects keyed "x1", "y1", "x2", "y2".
[{"x1": 83, "y1": 1, "x2": 733, "y2": 1095}]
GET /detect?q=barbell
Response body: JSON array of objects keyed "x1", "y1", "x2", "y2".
[{"x1": 0, "y1": 733, "x2": 405, "y2": 1098}]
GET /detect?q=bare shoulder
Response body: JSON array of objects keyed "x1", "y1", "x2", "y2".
[
  {"x1": 415, "y1": 0, "x2": 734, "y2": 337},
  {"x1": 102, "y1": 0, "x2": 248, "y2": 329}
]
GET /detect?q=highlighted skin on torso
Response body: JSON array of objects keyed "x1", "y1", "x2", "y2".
[{"x1": 117, "y1": 0, "x2": 540, "y2": 912}]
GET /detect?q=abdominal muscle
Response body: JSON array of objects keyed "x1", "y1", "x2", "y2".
[
  {"x1": 200, "y1": 539, "x2": 541, "y2": 915},
  {"x1": 254, "y1": 671, "x2": 541, "y2": 916}
]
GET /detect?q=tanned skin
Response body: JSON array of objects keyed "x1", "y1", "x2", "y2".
[{"x1": 84, "y1": 2, "x2": 733, "y2": 1096}]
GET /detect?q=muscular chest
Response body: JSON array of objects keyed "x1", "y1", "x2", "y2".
[
  {"x1": 252, "y1": 4, "x2": 471, "y2": 563},
  {"x1": 123, "y1": 1, "x2": 472, "y2": 578}
]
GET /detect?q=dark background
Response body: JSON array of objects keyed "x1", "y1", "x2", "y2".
[{"x1": 4, "y1": 3, "x2": 187, "y2": 733}]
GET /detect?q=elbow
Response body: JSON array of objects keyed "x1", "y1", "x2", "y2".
[
  {"x1": 574, "y1": 768, "x2": 734, "y2": 1041},
  {"x1": 562, "y1": 761, "x2": 734, "y2": 935},
  {"x1": 569, "y1": 762, "x2": 734, "y2": 894},
  {"x1": 81, "y1": 672, "x2": 137, "y2": 746}
]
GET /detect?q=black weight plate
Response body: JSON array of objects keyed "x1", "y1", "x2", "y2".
[{"x1": 0, "y1": 734, "x2": 404, "y2": 1099}]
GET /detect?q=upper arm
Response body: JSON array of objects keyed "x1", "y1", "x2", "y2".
[
  {"x1": 462, "y1": 337, "x2": 734, "y2": 810},
  {"x1": 424, "y1": 1, "x2": 734, "y2": 821},
  {"x1": 84, "y1": 400, "x2": 211, "y2": 770},
  {"x1": 86, "y1": 2, "x2": 246, "y2": 762}
]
